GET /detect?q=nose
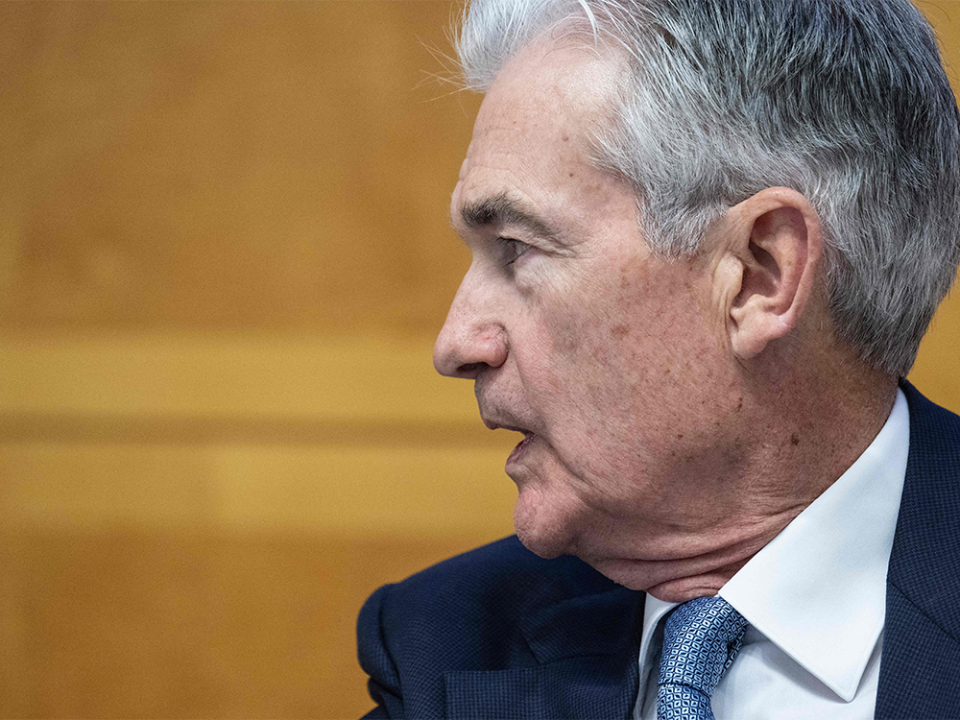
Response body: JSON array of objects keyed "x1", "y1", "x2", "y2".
[{"x1": 433, "y1": 270, "x2": 508, "y2": 379}]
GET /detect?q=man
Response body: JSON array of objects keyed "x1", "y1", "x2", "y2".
[{"x1": 358, "y1": 0, "x2": 960, "y2": 718}]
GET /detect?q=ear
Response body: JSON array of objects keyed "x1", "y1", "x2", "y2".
[{"x1": 715, "y1": 187, "x2": 823, "y2": 360}]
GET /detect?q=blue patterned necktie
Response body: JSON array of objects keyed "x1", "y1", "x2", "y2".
[{"x1": 656, "y1": 596, "x2": 749, "y2": 720}]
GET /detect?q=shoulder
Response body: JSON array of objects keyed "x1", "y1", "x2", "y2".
[
  {"x1": 896, "y1": 382, "x2": 960, "y2": 565},
  {"x1": 378, "y1": 535, "x2": 616, "y2": 614},
  {"x1": 879, "y1": 383, "x2": 960, "y2": 717},
  {"x1": 901, "y1": 381, "x2": 960, "y2": 506},
  {"x1": 360, "y1": 536, "x2": 619, "y2": 653},
  {"x1": 890, "y1": 382, "x2": 960, "y2": 625},
  {"x1": 357, "y1": 537, "x2": 641, "y2": 718},
  {"x1": 356, "y1": 536, "x2": 626, "y2": 717},
  {"x1": 902, "y1": 381, "x2": 960, "y2": 458}
]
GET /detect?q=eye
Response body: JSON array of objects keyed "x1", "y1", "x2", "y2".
[{"x1": 497, "y1": 237, "x2": 532, "y2": 267}]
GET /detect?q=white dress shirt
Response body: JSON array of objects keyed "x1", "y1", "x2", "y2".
[{"x1": 635, "y1": 389, "x2": 909, "y2": 719}]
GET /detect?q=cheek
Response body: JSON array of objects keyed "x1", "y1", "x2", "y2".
[
  {"x1": 606, "y1": 261, "x2": 719, "y2": 388},
  {"x1": 522, "y1": 279, "x2": 646, "y2": 464},
  {"x1": 537, "y1": 270, "x2": 655, "y2": 398},
  {"x1": 536, "y1": 261, "x2": 723, "y2": 438},
  {"x1": 536, "y1": 293, "x2": 619, "y2": 402}
]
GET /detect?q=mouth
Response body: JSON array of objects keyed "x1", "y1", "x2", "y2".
[
  {"x1": 480, "y1": 414, "x2": 538, "y2": 466},
  {"x1": 506, "y1": 430, "x2": 536, "y2": 466}
]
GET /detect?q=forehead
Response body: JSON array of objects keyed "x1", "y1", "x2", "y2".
[
  {"x1": 474, "y1": 38, "x2": 617, "y2": 144},
  {"x1": 453, "y1": 37, "x2": 627, "y2": 231}
]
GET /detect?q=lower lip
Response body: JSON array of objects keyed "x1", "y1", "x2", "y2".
[{"x1": 506, "y1": 433, "x2": 536, "y2": 466}]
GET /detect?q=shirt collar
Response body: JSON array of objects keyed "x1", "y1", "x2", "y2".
[
  {"x1": 719, "y1": 388, "x2": 908, "y2": 701},
  {"x1": 637, "y1": 594, "x2": 677, "y2": 701}
]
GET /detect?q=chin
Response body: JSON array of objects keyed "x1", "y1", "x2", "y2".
[{"x1": 512, "y1": 486, "x2": 577, "y2": 560}]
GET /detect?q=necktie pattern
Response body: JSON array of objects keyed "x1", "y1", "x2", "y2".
[{"x1": 656, "y1": 596, "x2": 748, "y2": 720}]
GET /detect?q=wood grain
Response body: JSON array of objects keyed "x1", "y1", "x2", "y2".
[{"x1": 1, "y1": 1, "x2": 959, "y2": 717}]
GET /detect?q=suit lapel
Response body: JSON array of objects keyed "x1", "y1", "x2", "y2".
[
  {"x1": 444, "y1": 585, "x2": 642, "y2": 719},
  {"x1": 877, "y1": 383, "x2": 960, "y2": 719}
]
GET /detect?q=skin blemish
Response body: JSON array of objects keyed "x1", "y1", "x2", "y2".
[
  {"x1": 791, "y1": 433, "x2": 800, "y2": 446},
  {"x1": 736, "y1": 397, "x2": 743, "y2": 412},
  {"x1": 611, "y1": 324, "x2": 630, "y2": 338}
]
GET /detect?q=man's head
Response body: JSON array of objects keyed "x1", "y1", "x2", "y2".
[{"x1": 433, "y1": 0, "x2": 960, "y2": 600}]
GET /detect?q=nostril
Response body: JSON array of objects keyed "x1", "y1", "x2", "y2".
[{"x1": 457, "y1": 362, "x2": 486, "y2": 377}]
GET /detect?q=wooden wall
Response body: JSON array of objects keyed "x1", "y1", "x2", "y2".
[{"x1": 1, "y1": 2, "x2": 958, "y2": 717}]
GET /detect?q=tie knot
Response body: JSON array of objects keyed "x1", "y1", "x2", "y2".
[{"x1": 659, "y1": 596, "x2": 748, "y2": 699}]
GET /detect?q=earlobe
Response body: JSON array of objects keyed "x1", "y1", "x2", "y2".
[{"x1": 722, "y1": 188, "x2": 822, "y2": 361}]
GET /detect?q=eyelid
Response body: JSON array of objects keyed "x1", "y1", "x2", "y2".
[{"x1": 497, "y1": 236, "x2": 532, "y2": 266}]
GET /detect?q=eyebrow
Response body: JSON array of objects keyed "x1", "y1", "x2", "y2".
[{"x1": 457, "y1": 193, "x2": 560, "y2": 241}]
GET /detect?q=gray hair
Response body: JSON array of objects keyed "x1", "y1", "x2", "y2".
[{"x1": 455, "y1": 0, "x2": 960, "y2": 377}]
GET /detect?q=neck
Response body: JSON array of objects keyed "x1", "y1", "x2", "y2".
[
  {"x1": 600, "y1": 353, "x2": 898, "y2": 603},
  {"x1": 737, "y1": 343, "x2": 899, "y2": 514}
]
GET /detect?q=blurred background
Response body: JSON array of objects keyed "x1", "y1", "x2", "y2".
[{"x1": 0, "y1": 1, "x2": 958, "y2": 717}]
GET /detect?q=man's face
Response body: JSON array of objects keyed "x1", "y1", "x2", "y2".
[{"x1": 434, "y1": 38, "x2": 742, "y2": 590}]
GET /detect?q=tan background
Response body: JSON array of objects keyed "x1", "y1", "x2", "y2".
[{"x1": 1, "y1": 1, "x2": 958, "y2": 717}]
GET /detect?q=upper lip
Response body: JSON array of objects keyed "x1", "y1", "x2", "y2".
[{"x1": 480, "y1": 410, "x2": 534, "y2": 435}]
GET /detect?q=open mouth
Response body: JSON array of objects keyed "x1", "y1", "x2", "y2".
[{"x1": 507, "y1": 431, "x2": 536, "y2": 465}]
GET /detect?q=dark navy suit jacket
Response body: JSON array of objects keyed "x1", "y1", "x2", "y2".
[{"x1": 357, "y1": 383, "x2": 960, "y2": 719}]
